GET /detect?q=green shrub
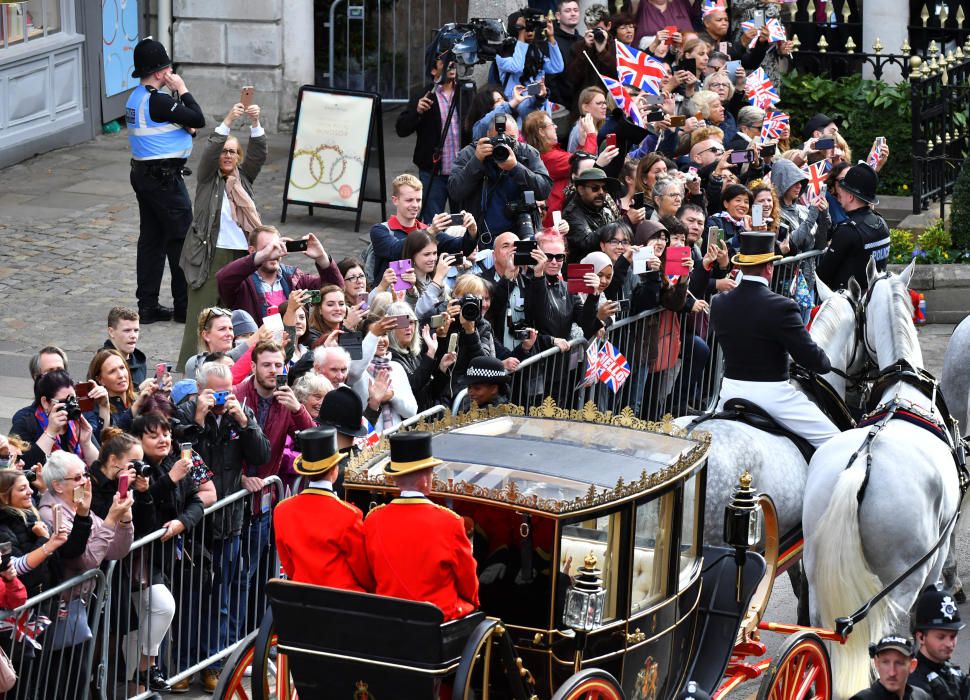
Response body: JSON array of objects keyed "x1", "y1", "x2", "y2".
[
  {"x1": 949, "y1": 154, "x2": 970, "y2": 250},
  {"x1": 779, "y1": 70, "x2": 911, "y2": 196},
  {"x1": 889, "y1": 220, "x2": 970, "y2": 264}
]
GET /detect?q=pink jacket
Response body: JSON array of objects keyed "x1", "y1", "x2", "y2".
[{"x1": 38, "y1": 492, "x2": 134, "y2": 581}]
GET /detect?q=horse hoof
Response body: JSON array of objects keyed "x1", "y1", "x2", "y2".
[{"x1": 956, "y1": 588, "x2": 967, "y2": 604}]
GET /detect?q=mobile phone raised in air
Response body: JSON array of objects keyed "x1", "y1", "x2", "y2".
[
  {"x1": 513, "y1": 240, "x2": 538, "y2": 267},
  {"x1": 729, "y1": 150, "x2": 754, "y2": 165},
  {"x1": 118, "y1": 473, "x2": 129, "y2": 500},
  {"x1": 526, "y1": 82, "x2": 542, "y2": 97},
  {"x1": 450, "y1": 213, "x2": 464, "y2": 226},
  {"x1": 633, "y1": 192, "x2": 645, "y2": 210},
  {"x1": 668, "y1": 115, "x2": 687, "y2": 128},
  {"x1": 451, "y1": 253, "x2": 465, "y2": 266},
  {"x1": 240, "y1": 86, "x2": 255, "y2": 108},
  {"x1": 430, "y1": 314, "x2": 447, "y2": 329},
  {"x1": 180, "y1": 442, "x2": 193, "y2": 463},
  {"x1": 285, "y1": 238, "x2": 309, "y2": 253},
  {"x1": 605, "y1": 133, "x2": 616, "y2": 148},
  {"x1": 814, "y1": 137, "x2": 836, "y2": 150},
  {"x1": 73, "y1": 485, "x2": 85, "y2": 504},
  {"x1": 52, "y1": 504, "x2": 61, "y2": 535},
  {"x1": 275, "y1": 374, "x2": 287, "y2": 390},
  {"x1": 447, "y1": 333, "x2": 459, "y2": 355}
]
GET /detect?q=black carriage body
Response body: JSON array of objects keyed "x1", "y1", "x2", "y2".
[{"x1": 339, "y1": 413, "x2": 731, "y2": 698}]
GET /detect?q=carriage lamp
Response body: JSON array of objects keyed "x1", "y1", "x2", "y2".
[
  {"x1": 723, "y1": 471, "x2": 762, "y2": 551},
  {"x1": 563, "y1": 552, "x2": 607, "y2": 632}
]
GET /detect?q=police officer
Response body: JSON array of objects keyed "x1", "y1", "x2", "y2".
[
  {"x1": 851, "y1": 635, "x2": 932, "y2": 700},
  {"x1": 910, "y1": 586, "x2": 970, "y2": 700},
  {"x1": 363, "y1": 432, "x2": 479, "y2": 621},
  {"x1": 126, "y1": 38, "x2": 206, "y2": 324},
  {"x1": 273, "y1": 427, "x2": 374, "y2": 591},
  {"x1": 711, "y1": 231, "x2": 839, "y2": 448},
  {"x1": 816, "y1": 161, "x2": 890, "y2": 292}
]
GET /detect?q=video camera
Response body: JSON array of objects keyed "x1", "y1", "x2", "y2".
[
  {"x1": 517, "y1": 7, "x2": 549, "y2": 34},
  {"x1": 504, "y1": 190, "x2": 542, "y2": 240},
  {"x1": 432, "y1": 18, "x2": 514, "y2": 68}
]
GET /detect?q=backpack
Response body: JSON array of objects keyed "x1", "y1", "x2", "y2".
[{"x1": 361, "y1": 241, "x2": 379, "y2": 289}]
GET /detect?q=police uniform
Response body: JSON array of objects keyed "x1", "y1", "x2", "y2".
[
  {"x1": 125, "y1": 39, "x2": 206, "y2": 323},
  {"x1": 910, "y1": 587, "x2": 970, "y2": 700},
  {"x1": 363, "y1": 432, "x2": 479, "y2": 621},
  {"x1": 816, "y1": 162, "x2": 890, "y2": 292},
  {"x1": 711, "y1": 232, "x2": 839, "y2": 448},
  {"x1": 273, "y1": 427, "x2": 374, "y2": 591},
  {"x1": 850, "y1": 635, "x2": 933, "y2": 700}
]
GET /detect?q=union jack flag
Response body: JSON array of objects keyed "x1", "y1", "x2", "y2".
[
  {"x1": 866, "y1": 142, "x2": 881, "y2": 169},
  {"x1": 701, "y1": 0, "x2": 727, "y2": 18},
  {"x1": 739, "y1": 20, "x2": 759, "y2": 48},
  {"x1": 802, "y1": 159, "x2": 832, "y2": 199},
  {"x1": 600, "y1": 74, "x2": 644, "y2": 126},
  {"x1": 761, "y1": 111, "x2": 789, "y2": 140},
  {"x1": 354, "y1": 419, "x2": 381, "y2": 449},
  {"x1": 745, "y1": 68, "x2": 780, "y2": 109},
  {"x1": 766, "y1": 17, "x2": 787, "y2": 42},
  {"x1": 583, "y1": 340, "x2": 600, "y2": 387},
  {"x1": 597, "y1": 341, "x2": 631, "y2": 393},
  {"x1": 0, "y1": 611, "x2": 51, "y2": 651},
  {"x1": 615, "y1": 43, "x2": 666, "y2": 96}
]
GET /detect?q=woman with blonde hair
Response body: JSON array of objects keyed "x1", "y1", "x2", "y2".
[
  {"x1": 567, "y1": 87, "x2": 609, "y2": 153},
  {"x1": 183, "y1": 306, "x2": 266, "y2": 381}
]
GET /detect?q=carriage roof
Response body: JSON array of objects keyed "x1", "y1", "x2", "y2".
[{"x1": 344, "y1": 401, "x2": 711, "y2": 517}]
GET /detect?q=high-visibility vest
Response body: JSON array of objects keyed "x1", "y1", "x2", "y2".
[{"x1": 125, "y1": 85, "x2": 192, "y2": 161}]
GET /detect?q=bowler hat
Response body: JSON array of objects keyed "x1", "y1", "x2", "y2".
[
  {"x1": 838, "y1": 162, "x2": 880, "y2": 206},
  {"x1": 869, "y1": 634, "x2": 915, "y2": 658},
  {"x1": 383, "y1": 432, "x2": 443, "y2": 477},
  {"x1": 913, "y1": 585, "x2": 965, "y2": 632},
  {"x1": 731, "y1": 231, "x2": 782, "y2": 266},
  {"x1": 293, "y1": 427, "x2": 345, "y2": 477},
  {"x1": 573, "y1": 167, "x2": 623, "y2": 199},
  {"x1": 317, "y1": 386, "x2": 369, "y2": 438},
  {"x1": 803, "y1": 113, "x2": 836, "y2": 139},
  {"x1": 131, "y1": 38, "x2": 172, "y2": 79},
  {"x1": 461, "y1": 356, "x2": 509, "y2": 388}
]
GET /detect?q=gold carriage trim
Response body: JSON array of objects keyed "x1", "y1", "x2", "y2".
[{"x1": 344, "y1": 398, "x2": 711, "y2": 516}]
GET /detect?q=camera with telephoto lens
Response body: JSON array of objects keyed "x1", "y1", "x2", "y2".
[
  {"x1": 489, "y1": 114, "x2": 517, "y2": 163},
  {"x1": 460, "y1": 295, "x2": 482, "y2": 322},
  {"x1": 519, "y1": 7, "x2": 548, "y2": 33},
  {"x1": 130, "y1": 459, "x2": 153, "y2": 478},
  {"x1": 432, "y1": 19, "x2": 514, "y2": 68},
  {"x1": 504, "y1": 190, "x2": 541, "y2": 240},
  {"x1": 61, "y1": 395, "x2": 82, "y2": 421}
]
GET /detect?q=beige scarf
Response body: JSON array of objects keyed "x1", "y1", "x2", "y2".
[{"x1": 225, "y1": 171, "x2": 262, "y2": 234}]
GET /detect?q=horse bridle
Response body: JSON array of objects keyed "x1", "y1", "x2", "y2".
[{"x1": 817, "y1": 287, "x2": 871, "y2": 388}]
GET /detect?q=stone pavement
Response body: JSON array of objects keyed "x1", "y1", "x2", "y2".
[{"x1": 0, "y1": 110, "x2": 414, "y2": 434}]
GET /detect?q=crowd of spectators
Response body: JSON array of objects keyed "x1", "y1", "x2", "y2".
[{"x1": 0, "y1": 0, "x2": 896, "y2": 695}]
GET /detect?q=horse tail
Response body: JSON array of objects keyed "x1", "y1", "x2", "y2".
[{"x1": 810, "y1": 460, "x2": 899, "y2": 700}]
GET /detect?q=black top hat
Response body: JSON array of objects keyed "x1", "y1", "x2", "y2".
[
  {"x1": 461, "y1": 356, "x2": 509, "y2": 388},
  {"x1": 131, "y1": 38, "x2": 173, "y2": 79},
  {"x1": 573, "y1": 167, "x2": 623, "y2": 199},
  {"x1": 317, "y1": 386, "x2": 369, "y2": 438},
  {"x1": 869, "y1": 634, "x2": 915, "y2": 658},
  {"x1": 731, "y1": 231, "x2": 782, "y2": 266},
  {"x1": 913, "y1": 586, "x2": 965, "y2": 632},
  {"x1": 803, "y1": 113, "x2": 836, "y2": 139},
  {"x1": 293, "y1": 427, "x2": 345, "y2": 477},
  {"x1": 839, "y1": 162, "x2": 879, "y2": 206},
  {"x1": 383, "y1": 432, "x2": 443, "y2": 477}
]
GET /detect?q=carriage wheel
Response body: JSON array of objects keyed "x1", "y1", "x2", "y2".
[
  {"x1": 550, "y1": 668, "x2": 625, "y2": 700},
  {"x1": 452, "y1": 619, "x2": 500, "y2": 700},
  {"x1": 214, "y1": 628, "x2": 297, "y2": 700},
  {"x1": 756, "y1": 632, "x2": 831, "y2": 700}
]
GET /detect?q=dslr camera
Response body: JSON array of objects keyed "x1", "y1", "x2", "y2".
[
  {"x1": 489, "y1": 114, "x2": 518, "y2": 163},
  {"x1": 518, "y1": 7, "x2": 548, "y2": 33},
  {"x1": 460, "y1": 295, "x2": 482, "y2": 322},
  {"x1": 504, "y1": 190, "x2": 542, "y2": 240},
  {"x1": 61, "y1": 396, "x2": 82, "y2": 421},
  {"x1": 130, "y1": 460, "x2": 153, "y2": 478}
]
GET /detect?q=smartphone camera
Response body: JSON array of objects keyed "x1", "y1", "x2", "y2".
[
  {"x1": 815, "y1": 138, "x2": 836, "y2": 150},
  {"x1": 526, "y1": 82, "x2": 542, "y2": 97},
  {"x1": 285, "y1": 239, "x2": 309, "y2": 253},
  {"x1": 729, "y1": 150, "x2": 754, "y2": 165},
  {"x1": 430, "y1": 313, "x2": 447, "y2": 329},
  {"x1": 451, "y1": 253, "x2": 465, "y2": 267},
  {"x1": 616, "y1": 298, "x2": 631, "y2": 311},
  {"x1": 450, "y1": 213, "x2": 464, "y2": 227},
  {"x1": 275, "y1": 374, "x2": 288, "y2": 390},
  {"x1": 460, "y1": 295, "x2": 482, "y2": 322},
  {"x1": 307, "y1": 289, "x2": 322, "y2": 305}
]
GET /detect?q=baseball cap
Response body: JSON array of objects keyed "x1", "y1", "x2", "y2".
[{"x1": 869, "y1": 634, "x2": 915, "y2": 658}]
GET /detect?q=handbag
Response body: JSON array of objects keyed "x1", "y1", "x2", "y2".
[
  {"x1": 0, "y1": 645, "x2": 16, "y2": 692},
  {"x1": 650, "y1": 310, "x2": 682, "y2": 372},
  {"x1": 46, "y1": 598, "x2": 92, "y2": 651}
]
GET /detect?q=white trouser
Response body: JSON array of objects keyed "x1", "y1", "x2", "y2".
[
  {"x1": 717, "y1": 378, "x2": 840, "y2": 449},
  {"x1": 123, "y1": 583, "x2": 176, "y2": 660}
]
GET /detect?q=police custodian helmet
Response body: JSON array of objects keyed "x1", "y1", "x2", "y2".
[
  {"x1": 914, "y1": 585, "x2": 966, "y2": 632},
  {"x1": 131, "y1": 37, "x2": 173, "y2": 79}
]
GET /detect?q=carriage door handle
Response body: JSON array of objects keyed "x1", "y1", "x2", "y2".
[{"x1": 626, "y1": 628, "x2": 646, "y2": 644}]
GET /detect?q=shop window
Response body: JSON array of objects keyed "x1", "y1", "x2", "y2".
[{"x1": 1, "y1": 0, "x2": 63, "y2": 49}]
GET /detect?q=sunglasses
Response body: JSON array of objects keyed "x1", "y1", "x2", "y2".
[
  {"x1": 62, "y1": 472, "x2": 91, "y2": 484},
  {"x1": 581, "y1": 183, "x2": 607, "y2": 192},
  {"x1": 203, "y1": 307, "x2": 232, "y2": 329},
  {"x1": 545, "y1": 253, "x2": 567, "y2": 262}
]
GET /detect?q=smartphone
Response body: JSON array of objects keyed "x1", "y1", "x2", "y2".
[
  {"x1": 644, "y1": 93, "x2": 664, "y2": 107},
  {"x1": 446, "y1": 253, "x2": 463, "y2": 267},
  {"x1": 633, "y1": 191, "x2": 645, "y2": 209},
  {"x1": 338, "y1": 331, "x2": 364, "y2": 360},
  {"x1": 275, "y1": 374, "x2": 287, "y2": 390},
  {"x1": 450, "y1": 213, "x2": 464, "y2": 226},
  {"x1": 664, "y1": 246, "x2": 692, "y2": 277},
  {"x1": 526, "y1": 82, "x2": 542, "y2": 97},
  {"x1": 305, "y1": 289, "x2": 322, "y2": 305},
  {"x1": 566, "y1": 264, "x2": 596, "y2": 294},
  {"x1": 647, "y1": 110, "x2": 666, "y2": 123},
  {"x1": 875, "y1": 136, "x2": 887, "y2": 148},
  {"x1": 73, "y1": 485, "x2": 84, "y2": 504},
  {"x1": 718, "y1": 41, "x2": 729, "y2": 55},
  {"x1": 118, "y1": 473, "x2": 129, "y2": 500},
  {"x1": 751, "y1": 203, "x2": 765, "y2": 227},
  {"x1": 605, "y1": 133, "x2": 617, "y2": 148},
  {"x1": 761, "y1": 143, "x2": 777, "y2": 158},
  {"x1": 357, "y1": 292, "x2": 369, "y2": 311},
  {"x1": 155, "y1": 362, "x2": 172, "y2": 380},
  {"x1": 668, "y1": 115, "x2": 687, "y2": 128},
  {"x1": 729, "y1": 150, "x2": 755, "y2": 164},
  {"x1": 632, "y1": 247, "x2": 656, "y2": 275},
  {"x1": 240, "y1": 86, "x2": 255, "y2": 108},
  {"x1": 0, "y1": 541, "x2": 11, "y2": 570},
  {"x1": 212, "y1": 390, "x2": 229, "y2": 406},
  {"x1": 752, "y1": 9, "x2": 765, "y2": 26},
  {"x1": 447, "y1": 333, "x2": 459, "y2": 355},
  {"x1": 51, "y1": 504, "x2": 61, "y2": 535},
  {"x1": 664, "y1": 25, "x2": 677, "y2": 45},
  {"x1": 180, "y1": 442, "x2": 193, "y2": 463},
  {"x1": 552, "y1": 210, "x2": 563, "y2": 227},
  {"x1": 390, "y1": 260, "x2": 414, "y2": 291},
  {"x1": 285, "y1": 238, "x2": 309, "y2": 253},
  {"x1": 75, "y1": 380, "x2": 95, "y2": 413},
  {"x1": 815, "y1": 137, "x2": 836, "y2": 150},
  {"x1": 708, "y1": 226, "x2": 724, "y2": 246},
  {"x1": 392, "y1": 314, "x2": 412, "y2": 329},
  {"x1": 430, "y1": 313, "x2": 447, "y2": 329},
  {"x1": 678, "y1": 58, "x2": 697, "y2": 76},
  {"x1": 513, "y1": 240, "x2": 538, "y2": 266},
  {"x1": 616, "y1": 298, "x2": 631, "y2": 311}
]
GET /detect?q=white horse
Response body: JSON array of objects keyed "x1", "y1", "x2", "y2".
[
  {"x1": 941, "y1": 314, "x2": 970, "y2": 438},
  {"x1": 676, "y1": 277, "x2": 863, "y2": 547},
  {"x1": 803, "y1": 260, "x2": 961, "y2": 699}
]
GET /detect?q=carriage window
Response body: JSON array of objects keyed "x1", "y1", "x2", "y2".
[
  {"x1": 631, "y1": 494, "x2": 673, "y2": 613},
  {"x1": 678, "y1": 475, "x2": 701, "y2": 586},
  {"x1": 560, "y1": 512, "x2": 622, "y2": 623}
]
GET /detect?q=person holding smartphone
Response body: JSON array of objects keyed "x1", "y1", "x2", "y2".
[
  {"x1": 216, "y1": 225, "x2": 343, "y2": 325},
  {"x1": 495, "y1": 11, "x2": 563, "y2": 120},
  {"x1": 177, "y1": 98, "x2": 268, "y2": 370}
]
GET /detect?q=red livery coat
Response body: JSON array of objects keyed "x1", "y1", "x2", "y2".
[
  {"x1": 363, "y1": 497, "x2": 479, "y2": 621},
  {"x1": 273, "y1": 488, "x2": 374, "y2": 591}
]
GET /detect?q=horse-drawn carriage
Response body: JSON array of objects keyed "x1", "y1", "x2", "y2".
[{"x1": 215, "y1": 401, "x2": 849, "y2": 700}]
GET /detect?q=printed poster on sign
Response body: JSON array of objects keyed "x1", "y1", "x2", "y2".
[
  {"x1": 286, "y1": 90, "x2": 374, "y2": 209},
  {"x1": 102, "y1": 0, "x2": 140, "y2": 97}
]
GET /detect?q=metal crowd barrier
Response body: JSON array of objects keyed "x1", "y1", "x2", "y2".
[
  {"x1": 98, "y1": 477, "x2": 284, "y2": 700},
  {"x1": 2, "y1": 567, "x2": 106, "y2": 700}
]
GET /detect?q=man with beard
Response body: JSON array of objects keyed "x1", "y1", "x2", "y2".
[
  {"x1": 562, "y1": 167, "x2": 645, "y2": 262},
  {"x1": 216, "y1": 225, "x2": 344, "y2": 322}
]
